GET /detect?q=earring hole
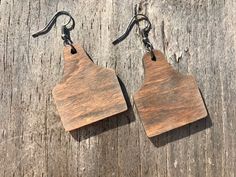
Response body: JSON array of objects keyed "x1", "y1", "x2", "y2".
[
  {"x1": 71, "y1": 48, "x2": 77, "y2": 54},
  {"x1": 151, "y1": 55, "x2": 156, "y2": 61}
]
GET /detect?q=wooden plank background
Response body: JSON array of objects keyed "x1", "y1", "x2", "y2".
[{"x1": 0, "y1": 0, "x2": 236, "y2": 176}]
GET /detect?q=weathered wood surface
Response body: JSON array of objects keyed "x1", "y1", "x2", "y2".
[
  {"x1": 134, "y1": 50, "x2": 207, "y2": 137},
  {"x1": 53, "y1": 44, "x2": 127, "y2": 131},
  {"x1": 0, "y1": 0, "x2": 235, "y2": 177}
]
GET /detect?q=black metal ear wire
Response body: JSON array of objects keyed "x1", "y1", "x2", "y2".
[
  {"x1": 32, "y1": 11, "x2": 76, "y2": 54},
  {"x1": 112, "y1": 14, "x2": 151, "y2": 45},
  {"x1": 112, "y1": 6, "x2": 156, "y2": 60}
]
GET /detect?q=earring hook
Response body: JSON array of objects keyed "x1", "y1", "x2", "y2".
[
  {"x1": 113, "y1": 5, "x2": 155, "y2": 60},
  {"x1": 112, "y1": 14, "x2": 151, "y2": 45},
  {"x1": 32, "y1": 11, "x2": 75, "y2": 37},
  {"x1": 32, "y1": 11, "x2": 76, "y2": 53}
]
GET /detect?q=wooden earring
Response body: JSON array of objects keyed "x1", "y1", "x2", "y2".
[
  {"x1": 113, "y1": 11, "x2": 207, "y2": 137},
  {"x1": 32, "y1": 11, "x2": 127, "y2": 131}
]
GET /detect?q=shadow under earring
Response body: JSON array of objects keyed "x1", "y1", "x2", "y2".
[
  {"x1": 32, "y1": 11, "x2": 127, "y2": 131},
  {"x1": 113, "y1": 12, "x2": 207, "y2": 137}
]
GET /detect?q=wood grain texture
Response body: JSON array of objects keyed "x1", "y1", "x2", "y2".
[
  {"x1": 134, "y1": 50, "x2": 207, "y2": 137},
  {"x1": 0, "y1": 0, "x2": 236, "y2": 177},
  {"x1": 53, "y1": 44, "x2": 127, "y2": 131}
]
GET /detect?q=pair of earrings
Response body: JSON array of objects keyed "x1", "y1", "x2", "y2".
[{"x1": 33, "y1": 10, "x2": 207, "y2": 138}]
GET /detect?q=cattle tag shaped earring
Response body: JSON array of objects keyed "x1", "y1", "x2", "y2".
[
  {"x1": 113, "y1": 9, "x2": 207, "y2": 137},
  {"x1": 32, "y1": 11, "x2": 127, "y2": 131}
]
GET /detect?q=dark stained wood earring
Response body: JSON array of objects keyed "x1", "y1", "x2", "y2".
[
  {"x1": 134, "y1": 51, "x2": 207, "y2": 137},
  {"x1": 32, "y1": 11, "x2": 127, "y2": 131},
  {"x1": 113, "y1": 9, "x2": 207, "y2": 137}
]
